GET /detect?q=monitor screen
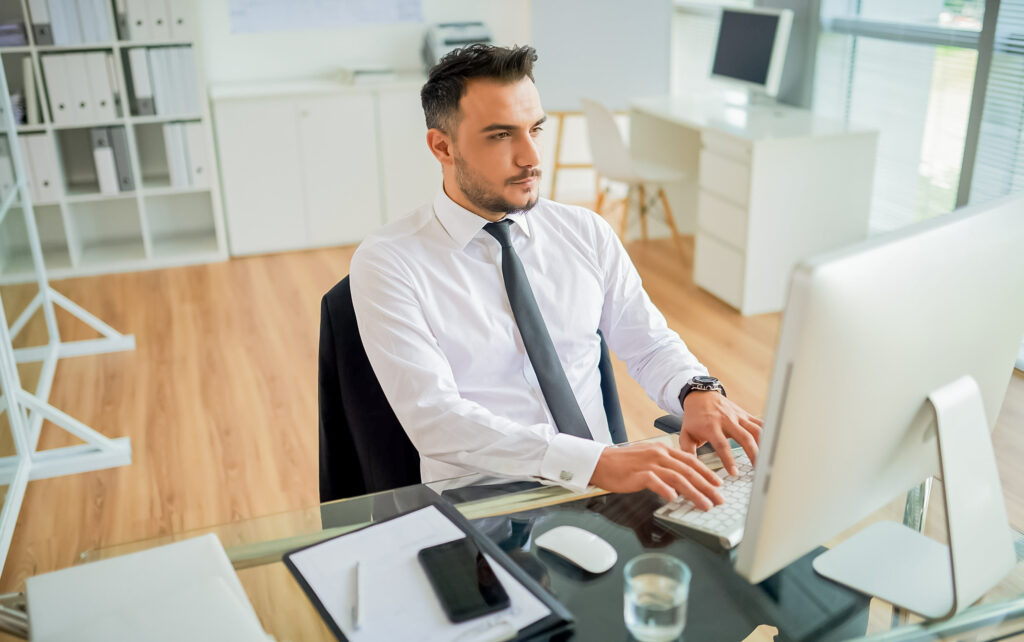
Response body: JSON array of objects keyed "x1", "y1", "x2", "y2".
[{"x1": 711, "y1": 10, "x2": 780, "y2": 87}]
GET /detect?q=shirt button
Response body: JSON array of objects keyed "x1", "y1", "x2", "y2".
[{"x1": 560, "y1": 470, "x2": 573, "y2": 481}]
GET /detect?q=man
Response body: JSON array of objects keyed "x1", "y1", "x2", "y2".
[{"x1": 350, "y1": 44, "x2": 762, "y2": 510}]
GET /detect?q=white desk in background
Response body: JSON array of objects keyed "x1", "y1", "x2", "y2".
[{"x1": 629, "y1": 92, "x2": 878, "y2": 315}]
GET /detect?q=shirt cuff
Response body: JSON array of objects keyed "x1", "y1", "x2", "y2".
[
  {"x1": 539, "y1": 433, "x2": 607, "y2": 493},
  {"x1": 662, "y1": 367, "x2": 708, "y2": 416}
]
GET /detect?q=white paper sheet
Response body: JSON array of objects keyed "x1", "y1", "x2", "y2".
[{"x1": 287, "y1": 505, "x2": 551, "y2": 642}]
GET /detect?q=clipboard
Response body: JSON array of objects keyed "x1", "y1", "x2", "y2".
[{"x1": 283, "y1": 499, "x2": 574, "y2": 641}]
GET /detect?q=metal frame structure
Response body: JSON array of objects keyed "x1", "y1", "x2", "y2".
[{"x1": 0, "y1": 57, "x2": 133, "y2": 574}]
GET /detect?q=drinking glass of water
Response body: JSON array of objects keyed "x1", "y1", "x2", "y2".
[{"x1": 623, "y1": 553, "x2": 691, "y2": 642}]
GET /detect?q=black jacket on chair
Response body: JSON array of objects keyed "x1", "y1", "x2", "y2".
[{"x1": 319, "y1": 275, "x2": 643, "y2": 503}]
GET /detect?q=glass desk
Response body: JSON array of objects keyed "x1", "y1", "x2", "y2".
[{"x1": 78, "y1": 441, "x2": 1024, "y2": 641}]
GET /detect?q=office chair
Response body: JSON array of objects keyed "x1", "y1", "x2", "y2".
[
  {"x1": 580, "y1": 97, "x2": 685, "y2": 248},
  {"x1": 318, "y1": 275, "x2": 682, "y2": 503}
]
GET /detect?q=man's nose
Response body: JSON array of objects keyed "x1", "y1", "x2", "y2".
[{"x1": 515, "y1": 133, "x2": 541, "y2": 168}]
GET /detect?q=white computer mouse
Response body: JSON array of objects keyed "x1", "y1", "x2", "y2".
[{"x1": 534, "y1": 525, "x2": 618, "y2": 574}]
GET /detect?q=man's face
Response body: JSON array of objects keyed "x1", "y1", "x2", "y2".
[{"x1": 448, "y1": 77, "x2": 546, "y2": 216}]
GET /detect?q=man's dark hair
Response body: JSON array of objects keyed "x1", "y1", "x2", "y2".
[{"x1": 421, "y1": 44, "x2": 538, "y2": 136}]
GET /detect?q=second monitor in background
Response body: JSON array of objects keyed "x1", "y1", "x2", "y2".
[{"x1": 710, "y1": 7, "x2": 794, "y2": 99}]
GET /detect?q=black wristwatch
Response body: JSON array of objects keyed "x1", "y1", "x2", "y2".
[{"x1": 679, "y1": 375, "x2": 726, "y2": 408}]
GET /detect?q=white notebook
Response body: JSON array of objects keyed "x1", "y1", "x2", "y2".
[{"x1": 27, "y1": 533, "x2": 271, "y2": 642}]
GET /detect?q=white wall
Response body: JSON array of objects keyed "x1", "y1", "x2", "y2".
[
  {"x1": 196, "y1": 0, "x2": 532, "y2": 84},
  {"x1": 195, "y1": 0, "x2": 623, "y2": 219}
]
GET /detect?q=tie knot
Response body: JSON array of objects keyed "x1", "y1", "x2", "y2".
[{"x1": 483, "y1": 219, "x2": 514, "y2": 248}]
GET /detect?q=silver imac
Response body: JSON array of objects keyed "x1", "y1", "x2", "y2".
[
  {"x1": 710, "y1": 7, "x2": 793, "y2": 98},
  {"x1": 733, "y1": 194, "x2": 1024, "y2": 618}
]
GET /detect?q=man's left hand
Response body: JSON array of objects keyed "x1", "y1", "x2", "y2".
[{"x1": 679, "y1": 392, "x2": 763, "y2": 476}]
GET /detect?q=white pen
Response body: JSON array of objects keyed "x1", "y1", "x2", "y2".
[{"x1": 352, "y1": 561, "x2": 364, "y2": 631}]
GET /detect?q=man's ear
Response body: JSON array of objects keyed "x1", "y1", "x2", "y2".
[{"x1": 426, "y1": 128, "x2": 455, "y2": 166}]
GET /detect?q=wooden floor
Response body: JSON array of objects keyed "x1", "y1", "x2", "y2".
[{"x1": 0, "y1": 234, "x2": 1021, "y2": 594}]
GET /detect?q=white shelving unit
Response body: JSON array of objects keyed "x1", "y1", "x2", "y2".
[{"x1": 0, "y1": 0, "x2": 227, "y2": 285}]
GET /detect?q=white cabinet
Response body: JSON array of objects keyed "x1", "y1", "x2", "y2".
[
  {"x1": 211, "y1": 79, "x2": 438, "y2": 256},
  {"x1": 214, "y1": 97, "x2": 306, "y2": 255},
  {"x1": 297, "y1": 94, "x2": 381, "y2": 245},
  {"x1": 214, "y1": 90, "x2": 381, "y2": 255},
  {"x1": 631, "y1": 93, "x2": 878, "y2": 315},
  {"x1": 377, "y1": 88, "x2": 440, "y2": 223}
]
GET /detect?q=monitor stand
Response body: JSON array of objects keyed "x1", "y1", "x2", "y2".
[
  {"x1": 719, "y1": 87, "x2": 776, "y2": 108},
  {"x1": 811, "y1": 374, "x2": 1016, "y2": 619}
]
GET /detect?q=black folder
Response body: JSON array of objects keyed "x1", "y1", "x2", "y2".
[{"x1": 284, "y1": 499, "x2": 574, "y2": 641}]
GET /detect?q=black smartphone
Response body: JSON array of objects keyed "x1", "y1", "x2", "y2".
[{"x1": 417, "y1": 537, "x2": 511, "y2": 623}]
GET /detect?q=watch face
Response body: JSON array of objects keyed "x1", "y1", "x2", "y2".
[{"x1": 693, "y1": 376, "x2": 718, "y2": 386}]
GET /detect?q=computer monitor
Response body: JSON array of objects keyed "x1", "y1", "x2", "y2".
[
  {"x1": 733, "y1": 194, "x2": 1024, "y2": 618},
  {"x1": 710, "y1": 8, "x2": 793, "y2": 98}
]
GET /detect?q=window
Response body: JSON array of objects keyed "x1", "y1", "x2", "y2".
[
  {"x1": 967, "y1": 0, "x2": 1024, "y2": 205},
  {"x1": 814, "y1": 0, "x2": 984, "y2": 232}
]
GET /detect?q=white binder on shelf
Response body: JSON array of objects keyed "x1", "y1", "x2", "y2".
[
  {"x1": 84, "y1": 0, "x2": 116, "y2": 42},
  {"x1": 105, "y1": 53, "x2": 123, "y2": 116},
  {"x1": 25, "y1": 134, "x2": 61, "y2": 203},
  {"x1": 77, "y1": 0, "x2": 99, "y2": 43},
  {"x1": 127, "y1": 48, "x2": 155, "y2": 115},
  {"x1": 149, "y1": 47, "x2": 176, "y2": 115},
  {"x1": 114, "y1": 0, "x2": 130, "y2": 39},
  {"x1": 108, "y1": 127, "x2": 135, "y2": 191},
  {"x1": 165, "y1": 48, "x2": 182, "y2": 114},
  {"x1": 96, "y1": 0, "x2": 116, "y2": 41},
  {"x1": 50, "y1": 0, "x2": 84, "y2": 45},
  {"x1": 92, "y1": 128, "x2": 120, "y2": 194},
  {"x1": 163, "y1": 123, "x2": 188, "y2": 187},
  {"x1": 148, "y1": 48, "x2": 165, "y2": 114},
  {"x1": 27, "y1": 0, "x2": 53, "y2": 45},
  {"x1": 85, "y1": 53, "x2": 117, "y2": 122},
  {"x1": 125, "y1": 0, "x2": 152, "y2": 41},
  {"x1": 165, "y1": 48, "x2": 185, "y2": 115},
  {"x1": 176, "y1": 46, "x2": 199, "y2": 114},
  {"x1": 17, "y1": 137, "x2": 39, "y2": 203},
  {"x1": 65, "y1": 54, "x2": 97, "y2": 123},
  {"x1": 146, "y1": 0, "x2": 172, "y2": 41},
  {"x1": 167, "y1": 0, "x2": 192, "y2": 40},
  {"x1": 48, "y1": 0, "x2": 71, "y2": 45},
  {"x1": 41, "y1": 54, "x2": 74, "y2": 125},
  {"x1": 22, "y1": 56, "x2": 39, "y2": 125},
  {"x1": 184, "y1": 122, "x2": 208, "y2": 188}
]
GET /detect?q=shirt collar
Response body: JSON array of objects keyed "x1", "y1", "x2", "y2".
[{"x1": 433, "y1": 186, "x2": 532, "y2": 250}]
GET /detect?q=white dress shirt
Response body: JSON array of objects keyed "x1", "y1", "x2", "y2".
[{"x1": 349, "y1": 188, "x2": 708, "y2": 492}]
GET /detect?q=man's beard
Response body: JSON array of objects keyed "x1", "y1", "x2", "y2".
[{"x1": 455, "y1": 155, "x2": 540, "y2": 215}]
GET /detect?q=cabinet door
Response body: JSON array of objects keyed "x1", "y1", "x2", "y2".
[
  {"x1": 213, "y1": 98, "x2": 305, "y2": 255},
  {"x1": 377, "y1": 89, "x2": 441, "y2": 223},
  {"x1": 297, "y1": 94, "x2": 382, "y2": 246}
]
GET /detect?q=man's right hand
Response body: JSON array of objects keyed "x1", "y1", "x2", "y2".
[{"x1": 589, "y1": 442, "x2": 724, "y2": 510}]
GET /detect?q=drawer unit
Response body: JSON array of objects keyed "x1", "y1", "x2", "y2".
[
  {"x1": 697, "y1": 190, "x2": 748, "y2": 250},
  {"x1": 699, "y1": 149, "x2": 751, "y2": 207},
  {"x1": 694, "y1": 232, "x2": 745, "y2": 310}
]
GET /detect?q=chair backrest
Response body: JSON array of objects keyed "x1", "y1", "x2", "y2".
[
  {"x1": 580, "y1": 97, "x2": 634, "y2": 180},
  {"x1": 318, "y1": 277, "x2": 421, "y2": 503},
  {"x1": 318, "y1": 276, "x2": 628, "y2": 502}
]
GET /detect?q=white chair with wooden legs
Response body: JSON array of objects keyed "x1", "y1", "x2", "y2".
[{"x1": 580, "y1": 98, "x2": 686, "y2": 248}]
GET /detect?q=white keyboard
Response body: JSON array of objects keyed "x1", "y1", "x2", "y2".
[{"x1": 653, "y1": 451, "x2": 754, "y2": 549}]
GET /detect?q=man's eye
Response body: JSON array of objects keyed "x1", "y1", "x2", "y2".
[
  {"x1": 532, "y1": 127, "x2": 544, "y2": 134},
  {"x1": 492, "y1": 132, "x2": 510, "y2": 140}
]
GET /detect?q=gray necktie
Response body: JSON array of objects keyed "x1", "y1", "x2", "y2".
[{"x1": 483, "y1": 219, "x2": 592, "y2": 440}]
